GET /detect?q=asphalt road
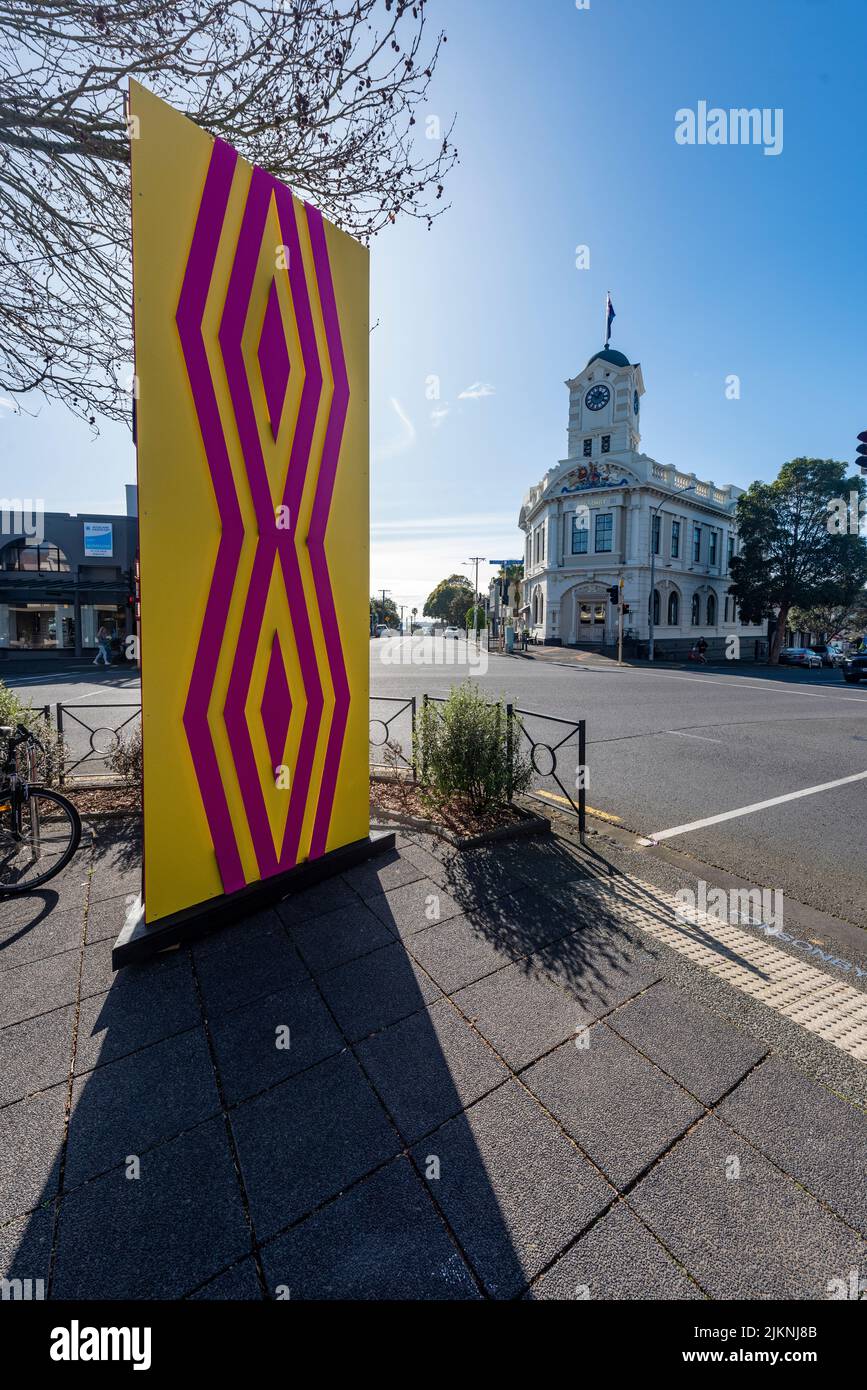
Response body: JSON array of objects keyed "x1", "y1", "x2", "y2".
[
  {"x1": 5, "y1": 642, "x2": 867, "y2": 930},
  {"x1": 369, "y1": 636, "x2": 867, "y2": 931}
]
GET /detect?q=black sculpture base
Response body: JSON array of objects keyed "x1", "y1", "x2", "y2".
[{"x1": 112, "y1": 829, "x2": 396, "y2": 969}]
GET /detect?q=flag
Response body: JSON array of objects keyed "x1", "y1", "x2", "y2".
[{"x1": 605, "y1": 292, "x2": 616, "y2": 344}]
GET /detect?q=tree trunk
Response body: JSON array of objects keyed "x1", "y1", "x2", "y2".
[{"x1": 769, "y1": 606, "x2": 789, "y2": 663}]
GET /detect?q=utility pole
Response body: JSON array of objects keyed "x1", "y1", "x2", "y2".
[
  {"x1": 399, "y1": 604, "x2": 405, "y2": 635},
  {"x1": 467, "y1": 556, "x2": 486, "y2": 643}
]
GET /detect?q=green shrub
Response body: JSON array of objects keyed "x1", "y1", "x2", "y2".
[
  {"x1": 413, "y1": 683, "x2": 531, "y2": 816},
  {"x1": 108, "y1": 724, "x2": 143, "y2": 810},
  {"x1": 0, "y1": 680, "x2": 65, "y2": 783}
]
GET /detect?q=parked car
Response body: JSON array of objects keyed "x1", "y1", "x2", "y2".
[
  {"x1": 779, "y1": 647, "x2": 823, "y2": 669},
  {"x1": 842, "y1": 652, "x2": 867, "y2": 684},
  {"x1": 809, "y1": 643, "x2": 844, "y2": 667},
  {"x1": 443, "y1": 626, "x2": 460, "y2": 640},
  {"x1": 373, "y1": 624, "x2": 399, "y2": 638}
]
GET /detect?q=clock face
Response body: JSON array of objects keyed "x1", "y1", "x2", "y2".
[
  {"x1": 585, "y1": 384, "x2": 610, "y2": 411},
  {"x1": 633, "y1": 389, "x2": 640, "y2": 415}
]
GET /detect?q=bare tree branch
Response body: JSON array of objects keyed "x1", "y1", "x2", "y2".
[{"x1": 0, "y1": 0, "x2": 457, "y2": 426}]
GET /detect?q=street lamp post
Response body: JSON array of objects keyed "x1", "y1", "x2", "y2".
[{"x1": 648, "y1": 486, "x2": 694, "y2": 662}]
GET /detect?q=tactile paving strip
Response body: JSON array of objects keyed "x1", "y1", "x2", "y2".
[{"x1": 568, "y1": 878, "x2": 867, "y2": 1062}]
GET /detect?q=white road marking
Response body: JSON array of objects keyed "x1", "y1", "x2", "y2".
[
  {"x1": 664, "y1": 729, "x2": 723, "y2": 743},
  {"x1": 639, "y1": 770, "x2": 867, "y2": 844},
  {"x1": 640, "y1": 669, "x2": 867, "y2": 705}
]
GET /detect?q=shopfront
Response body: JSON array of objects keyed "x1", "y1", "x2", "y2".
[{"x1": 0, "y1": 512, "x2": 137, "y2": 661}]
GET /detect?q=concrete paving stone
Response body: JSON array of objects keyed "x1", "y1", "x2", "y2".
[
  {"x1": 505, "y1": 839, "x2": 591, "y2": 891},
  {"x1": 477, "y1": 885, "x2": 578, "y2": 957},
  {"x1": 209, "y1": 977, "x2": 345, "y2": 1105},
  {"x1": 525, "y1": 1202, "x2": 703, "y2": 1301},
  {"x1": 74, "y1": 961, "x2": 200, "y2": 1074},
  {"x1": 0, "y1": 1084, "x2": 67, "y2": 1222},
  {"x1": 0, "y1": 903, "x2": 84, "y2": 970},
  {"x1": 608, "y1": 980, "x2": 767, "y2": 1104},
  {"x1": 437, "y1": 847, "x2": 526, "y2": 908},
  {"x1": 400, "y1": 841, "x2": 457, "y2": 887},
  {"x1": 188, "y1": 1258, "x2": 264, "y2": 1300},
  {"x1": 532, "y1": 927, "x2": 661, "y2": 1019},
  {"x1": 80, "y1": 934, "x2": 185, "y2": 999},
  {"x1": 411, "y1": 1079, "x2": 613, "y2": 1299},
  {"x1": 66, "y1": 1027, "x2": 220, "y2": 1188},
  {"x1": 290, "y1": 902, "x2": 395, "y2": 976},
  {"x1": 84, "y1": 892, "x2": 132, "y2": 942},
  {"x1": 274, "y1": 875, "x2": 360, "y2": 928},
  {"x1": 365, "y1": 876, "x2": 463, "y2": 938},
  {"x1": 0, "y1": 947, "x2": 80, "y2": 1028},
  {"x1": 87, "y1": 834, "x2": 141, "y2": 904},
  {"x1": 341, "y1": 850, "x2": 426, "y2": 899},
  {"x1": 523, "y1": 1026, "x2": 704, "y2": 1188},
  {"x1": 629, "y1": 1114, "x2": 867, "y2": 1300},
  {"x1": 0, "y1": 1005, "x2": 75, "y2": 1105},
  {"x1": 452, "y1": 960, "x2": 589, "y2": 1070},
  {"x1": 193, "y1": 910, "x2": 308, "y2": 1018},
  {"x1": 407, "y1": 914, "x2": 521, "y2": 995},
  {"x1": 0, "y1": 1207, "x2": 54, "y2": 1291},
  {"x1": 355, "y1": 998, "x2": 509, "y2": 1143},
  {"x1": 230, "y1": 1051, "x2": 400, "y2": 1240},
  {"x1": 53, "y1": 1117, "x2": 249, "y2": 1300},
  {"x1": 261, "y1": 1156, "x2": 480, "y2": 1300},
  {"x1": 317, "y1": 940, "x2": 441, "y2": 1042},
  {"x1": 717, "y1": 1057, "x2": 867, "y2": 1233}
]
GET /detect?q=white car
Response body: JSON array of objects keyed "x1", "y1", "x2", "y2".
[{"x1": 443, "y1": 626, "x2": 461, "y2": 639}]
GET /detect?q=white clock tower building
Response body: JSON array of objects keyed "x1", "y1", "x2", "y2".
[{"x1": 518, "y1": 342, "x2": 767, "y2": 657}]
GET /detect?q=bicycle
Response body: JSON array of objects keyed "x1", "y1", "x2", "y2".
[{"x1": 0, "y1": 723, "x2": 82, "y2": 893}]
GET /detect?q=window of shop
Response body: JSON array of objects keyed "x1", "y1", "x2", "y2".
[
  {"x1": 0, "y1": 603, "x2": 76, "y2": 648},
  {"x1": 671, "y1": 519, "x2": 680, "y2": 558},
  {"x1": 571, "y1": 515, "x2": 588, "y2": 554},
  {"x1": 1, "y1": 540, "x2": 71, "y2": 573}
]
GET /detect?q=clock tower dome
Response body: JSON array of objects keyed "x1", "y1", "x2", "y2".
[{"x1": 565, "y1": 347, "x2": 645, "y2": 460}]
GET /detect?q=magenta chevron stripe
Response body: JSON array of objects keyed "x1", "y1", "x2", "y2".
[
  {"x1": 218, "y1": 168, "x2": 280, "y2": 880},
  {"x1": 176, "y1": 139, "x2": 245, "y2": 894},
  {"x1": 305, "y1": 204, "x2": 351, "y2": 860},
  {"x1": 270, "y1": 177, "x2": 325, "y2": 871}
]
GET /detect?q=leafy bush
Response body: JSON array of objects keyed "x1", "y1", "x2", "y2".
[
  {"x1": 108, "y1": 724, "x2": 143, "y2": 810},
  {"x1": 413, "y1": 683, "x2": 531, "y2": 817},
  {"x1": 464, "y1": 605, "x2": 487, "y2": 630},
  {"x1": 0, "y1": 679, "x2": 65, "y2": 782}
]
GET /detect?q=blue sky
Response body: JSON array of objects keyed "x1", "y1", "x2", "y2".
[{"x1": 3, "y1": 0, "x2": 865, "y2": 616}]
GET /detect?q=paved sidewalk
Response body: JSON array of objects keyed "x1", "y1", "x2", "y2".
[{"x1": 0, "y1": 823, "x2": 865, "y2": 1300}]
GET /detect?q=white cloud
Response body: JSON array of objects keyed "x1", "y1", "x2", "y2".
[
  {"x1": 373, "y1": 397, "x2": 416, "y2": 461},
  {"x1": 0, "y1": 396, "x2": 18, "y2": 418},
  {"x1": 429, "y1": 405, "x2": 450, "y2": 428},
  {"x1": 457, "y1": 382, "x2": 495, "y2": 400}
]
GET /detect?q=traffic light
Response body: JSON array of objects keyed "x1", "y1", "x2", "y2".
[
  {"x1": 608, "y1": 585, "x2": 619, "y2": 604},
  {"x1": 858, "y1": 431, "x2": 867, "y2": 472},
  {"x1": 622, "y1": 603, "x2": 630, "y2": 615}
]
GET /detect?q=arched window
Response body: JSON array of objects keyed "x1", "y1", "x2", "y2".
[
  {"x1": 532, "y1": 590, "x2": 538, "y2": 623},
  {"x1": 667, "y1": 591, "x2": 679, "y2": 626},
  {"x1": 649, "y1": 589, "x2": 660, "y2": 626},
  {"x1": 706, "y1": 592, "x2": 717, "y2": 626},
  {"x1": 538, "y1": 590, "x2": 544, "y2": 624},
  {"x1": 1, "y1": 539, "x2": 70, "y2": 573},
  {"x1": 691, "y1": 593, "x2": 701, "y2": 625}
]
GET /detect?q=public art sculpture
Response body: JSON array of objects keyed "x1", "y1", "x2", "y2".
[{"x1": 114, "y1": 83, "x2": 387, "y2": 964}]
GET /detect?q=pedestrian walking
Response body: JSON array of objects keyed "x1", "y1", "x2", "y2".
[{"x1": 93, "y1": 624, "x2": 113, "y2": 667}]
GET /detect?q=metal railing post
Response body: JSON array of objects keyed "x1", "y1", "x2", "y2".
[
  {"x1": 578, "y1": 717, "x2": 587, "y2": 841},
  {"x1": 506, "y1": 702, "x2": 514, "y2": 802},
  {"x1": 410, "y1": 695, "x2": 417, "y2": 783},
  {"x1": 56, "y1": 702, "x2": 65, "y2": 785}
]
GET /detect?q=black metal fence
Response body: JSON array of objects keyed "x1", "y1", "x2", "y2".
[
  {"x1": 375, "y1": 692, "x2": 586, "y2": 834},
  {"x1": 45, "y1": 703, "x2": 141, "y2": 783},
  {"x1": 44, "y1": 693, "x2": 586, "y2": 833}
]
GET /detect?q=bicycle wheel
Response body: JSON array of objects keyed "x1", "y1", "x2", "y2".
[{"x1": 0, "y1": 786, "x2": 82, "y2": 892}]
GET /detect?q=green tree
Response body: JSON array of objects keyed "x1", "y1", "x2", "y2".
[
  {"x1": 788, "y1": 595, "x2": 867, "y2": 643},
  {"x1": 423, "y1": 574, "x2": 473, "y2": 622},
  {"x1": 728, "y1": 459, "x2": 867, "y2": 663},
  {"x1": 465, "y1": 604, "x2": 487, "y2": 630},
  {"x1": 370, "y1": 595, "x2": 399, "y2": 631}
]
